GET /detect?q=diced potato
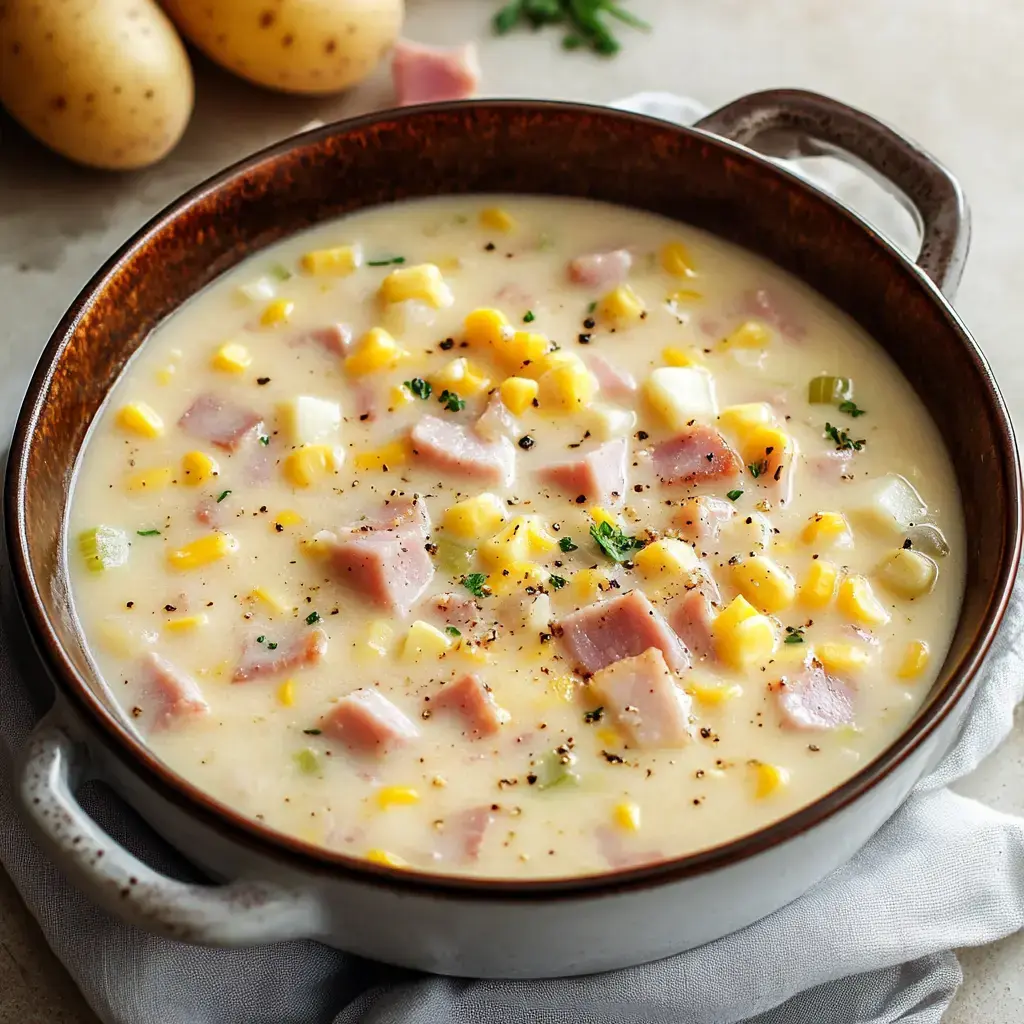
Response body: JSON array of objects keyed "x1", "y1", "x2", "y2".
[
  {"x1": 800, "y1": 559, "x2": 838, "y2": 608},
  {"x1": 499, "y1": 376, "x2": 539, "y2": 415},
  {"x1": 164, "y1": 614, "x2": 208, "y2": 634},
  {"x1": 598, "y1": 284, "x2": 645, "y2": 324},
  {"x1": 353, "y1": 439, "x2": 409, "y2": 473},
  {"x1": 379, "y1": 263, "x2": 453, "y2": 309},
  {"x1": 751, "y1": 761, "x2": 789, "y2": 799},
  {"x1": 496, "y1": 330, "x2": 551, "y2": 377},
  {"x1": 79, "y1": 526, "x2": 130, "y2": 573},
  {"x1": 723, "y1": 320, "x2": 771, "y2": 349},
  {"x1": 282, "y1": 444, "x2": 343, "y2": 487},
  {"x1": 402, "y1": 620, "x2": 452, "y2": 662},
  {"x1": 211, "y1": 342, "x2": 252, "y2": 374},
  {"x1": 612, "y1": 801, "x2": 641, "y2": 831},
  {"x1": 713, "y1": 595, "x2": 777, "y2": 670},
  {"x1": 479, "y1": 207, "x2": 515, "y2": 232},
  {"x1": 488, "y1": 560, "x2": 546, "y2": 596},
  {"x1": 634, "y1": 537, "x2": 700, "y2": 581},
  {"x1": 853, "y1": 474, "x2": 928, "y2": 537},
  {"x1": 116, "y1": 402, "x2": 164, "y2": 438},
  {"x1": 276, "y1": 679, "x2": 296, "y2": 707},
  {"x1": 167, "y1": 533, "x2": 238, "y2": 571},
  {"x1": 125, "y1": 466, "x2": 173, "y2": 493},
  {"x1": 345, "y1": 327, "x2": 409, "y2": 376},
  {"x1": 837, "y1": 574, "x2": 890, "y2": 626},
  {"x1": 718, "y1": 402, "x2": 774, "y2": 442},
  {"x1": 876, "y1": 548, "x2": 939, "y2": 599},
  {"x1": 431, "y1": 357, "x2": 491, "y2": 396},
  {"x1": 300, "y1": 245, "x2": 361, "y2": 276},
  {"x1": 687, "y1": 682, "x2": 743, "y2": 706},
  {"x1": 897, "y1": 640, "x2": 930, "y2": 680},
  {"x1": 742, "y1": 425, "x2": 792, "y2": 480},
  {"x1": 732, "y1": 556, "x2": 796, "y2": 614},
  {"x1": 95, "y1": 617, "x2": 140, "y2": 657},
  {"x1": 644, "y1": 366, "x2": 717, "y2": 429},
  {"x1": 181, "y1": 450, "x2": 219, "y2": 486},
  {"x1": 464, "y1": 307, "x2": 512, "y2": 347},
  {"x1": 538, "y1": 352, "x2": 597, "y2": 412},
  {"x1": 815, "y1": 641, "x2": 871, "y2": 675},
  {"x1": 260, "y1": 299, "x2": 294, "y2": 327},
  {"x1": 248, "y1": 587, "x2": 290, "y2": 614},
  {"x1": 571, "y1": 567, "x2": 610, "y2": 603},
  {"x1": 801, "y1": 511, "x2": 852, "y2": 548},
  {"x1": 359, "y1": 619, "x2": 394, "y2": 661},
  {"x1": 584, "y1": 403, "x2": 637, "y2": 441},
  {"x1": 376, "y1": 786, "x2": 421, "y2": 809},
  {"x1": 237, "y1": 276, "x2": 276, "y2": 303},
  {"x1": 659, "y1": 241, "x2": 694, "y2": 278},
  {"x1": 366, "y1": 848, "x2": 407, "y2": 867},
  {"x1": 443, "y1": 493, "x2": 508, "y2": 542},
  {"x1": 661, "y1": 346, "x2": 704, "y2": 368},
  {"x1": 276, "y1": 396, "x2": 342, "y2": 446}
]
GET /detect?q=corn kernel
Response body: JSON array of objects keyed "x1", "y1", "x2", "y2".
[
  {"x1": 431, "y1": 357, "x2": 491, "y2": 396},
  {"x1": 464, "y1": 307, "x2": 512, "y2": 347},
  {"x1": 479, "y1": 206, "x2": 515, "y2": 232},
  {"x1": 751, "y1": 761, "x2": 789, "y2": 799},
  {"x1": 155, "y1": 365, "x2": 175, "y2": 385},
  {"x1": 800, "y1": 559, "x2": 838, "y2": 608},
  {"x1": 613, "y1": 801, "x2": 641, "y2": 831},
  {"x1": 389, "y1": 383, "x2": 415, "y2": 409},
  {"x1": 595, "y1": 726, "x2": 620, "y2": 747},
  {"x1": 499, "y1": 376, "x2": 539, "y2": 415},
  {"x1": 379, "y1": 263, "x2": 452, "y2": 308},
  {"x1": 816, "y1": 641, "x2": 871, "y2": 675},
  {"x1": 598, "y1": 283, "x2": 645, "y2": 324},
  {"x1": 181, "y1": 451, "x2": 219, "y2": 486},
  {"x1": 743, "y1": 425, "x2": 792, "y2": 480},
  {"x1": 480, "y1": 515, "x2": 558, "y2": 566},
  {"x1": 732, "y1": 556, "x2": 796, "y2": 614},
  {"x1": 712, "y1": 595, "x2": 777, "y2": 670},
  {"x1": 837, "y1": 574, "x2": 890, "y2": 627},
  {"x1": 299, "y1": 532, "x2": 333, "y2": 560},
  {"x1": 300, "y1": 245, "x2": 360, "y2": 276},
  {"x1": 272, "y1": 509, "x2": 304, "y2": 530},
  {"x1": 488, "y1": 560, "x2": 547, "y2": 596},
  {"x1": 125, "y1": 466, "x2": 173, "y2": 493},
  {"x1": 454, "y1": 639, "x2": 492, "y2": 665},
  {"x1": 897, "y1": 640, "x2": 930, "y2": 680},
  {"x1": 402, "y1": 620, "x2": 452, "y2": 662},
  {"x1": 660, "y1": 241, "x2": 695, "y2": 278},
  {"x1": 723, "y1": 320, "x2": 772, "y2": 349},
  {"x1": 167, "y1": 533, "x2": 238, "y2": 571},
  {"x1": 365, "y1": 848, "x2": 407, "y2": 867},
  {"x1": 661, "y1": 346, "x2": 704, "y2": 367},
  {"x1": 260, "y1": 299, "x2": 294, "y2": 327},
  {"x1": 248, "y1": 587, "x2": 290, "y2": 615},
  {"x1": 211, "y1": 342, "x2": 252, "y2": 373},
  {"x1": 443, "y1": 493, "x2": 508, "y2": 542},
  {"x1": 688, "y1": 682, "x2": 743, "y2": 706},
  {"x1": 164, "y1": 614, "x2": 208, "y2": 633},
  {"x1": 571, "y1": 567, "x2": 610, "y2": 603},
  {"x1": 276, "y1": 678, "x2": 296, "y2": 707},
  {"x1": 353, "y1": 439, "x2": 409, "y2": 473},
  {"x1": 376, "y1": 786, "x2": 421, "y2": 809},
  {"x1": 360, "y1": 619, "x2": 394, "y2": 660},
  {"x1": 718, "y1": 402, "x2": 774, "y2": 441},
  {"x1": 495, "y1": 330, "x2": 551, "y2": 376},
  {"x1": 633, "y1": 537, "x2": 700, "y2": 581},
  {"x1": 538, "y1": 352, "x2": 597, "y2": 412},
  {"x1": 283, "y1": 444, "x2": 342, "y2": 487},
  {"x1": 116, "y1": 402, "x2": 164, "y2": 439},
  {"x1": 548, "y1": 675, "x2": 577, "y2": 702},
  {"x1": 667, "y1": 288, "x2": 703, "y2": 305},
  {"x1": 345, "y1": 327, "x2": 409, "y2": 376},
  {"x1": 589, "y1": 506, "x2": 619, "y2": 530},
  {"x1": 801, "y1": 511, "x2": 851, "y2": 547}
]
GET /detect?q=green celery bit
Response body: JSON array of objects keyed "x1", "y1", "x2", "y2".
[
  {"x1": 434, "y1": 537, "x2": 475, "y2": 576},
  {"x1": 535, "y1": 749, "x2": 580, "y2": 790},
  {"x1": 78, "y1": 526, "x2": 130, "y2": 573},
  {"x1": 294, "y1": 748, "x2": 320, "y2": 775},
  {"x1": 808, "y1": 375, "x2": 853, "y2": 404}
]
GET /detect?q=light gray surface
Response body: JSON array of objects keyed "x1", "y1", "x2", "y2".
[{"x1": 0, "y1": 0, "x2": 1021, "y2": 1020}]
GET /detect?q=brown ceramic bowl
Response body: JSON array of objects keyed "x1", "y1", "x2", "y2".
[{"x1": 6, "y1": 90, "x2": 1021, "y2": 978}]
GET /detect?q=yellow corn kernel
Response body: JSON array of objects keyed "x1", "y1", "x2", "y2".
[
  {"x1": 723, "y1": 320, "x2": 772, "y2": 349},
  {"x1": 499, "y1": 376, "x2": 539, "y2": 414},
  {"x1": 248, "y1": 587, "x2": 290, "y2": 616},
  {"x1": 116, "y1": 402, "x2": 164, "y2": 439},
  {"x1": 743, "y1": 425, "x2": 792, "y2": 479},
  {"x1": 300, "y1": 245, "x2": 360, "y2": 276},
  {"x1": 388, "y1": 383, "x2": 415, "y2": 409},
  {"x1": 751, "y1": 761, "x2": 789, "y2": 799},
  {"x1": 816, "y1": 641, "x2": 871, "y2": 676},
  {"x1": 479, "y1": 206, "x2": 515, "y2": 232},
  {"x1": 402, "y1": 620, "x2": 452, "y2": 662},
  {"x1": 667, "y1": 288, "x2": 703, "y2": 305},
  {"x1": 688, "y1": 682, "x2": 743, "y2": 706},
  {"x1": 276, "y1": 679, "x2": 296, "y2": 707},
  {"x1": 660, "y1": 241, "x2": 695, "y2": 278},
  {"x1": 366, "y1": 848, "x2": 407, "y2": 867},
  {"x1": 260, "y1": 299, "x2": 294, "y2": 327},
  {"x1": 353, "y1": 439, "x2": 409, "y2": 473},
  {"x1": 443, "y1": 492, "x2": 508, "y2": 542},
  {"x1": 661, "y1": 346, "x2": 704, "y2": 368},
  {"x1": 125, "y1": 466, "x2": 173, "y2": 493},
  {"x1": 167, "y1": 533, "x2": 238, "y2": 571},
  {"x1": 480, "y1": 515, "x2": 558, "y2": 566},
  {"x1": 464, "y1": 307, "x2": 512, "y2": 347},
  {"x1": 718, "y1": 402, "x2": 774, "y2": 441},
  {"x1": 155, "y1": 365, "x2": 175, "y2": 385},
  {"x1": 376, "y1": 786, "x2": 421, "y2": 809},
  {"x1": 800, "y1": 559, "x2": 838, "y2": 608},
  {"x1": 272, "y1": 509, "x2": 304, "y2": 530},
  {"x1": 454, "y1": 639, "x2": 492, "y2": 666},
  {"x1": 345, "y1": 327, "x2": 409, "y2": 376},
  {"x1": 488, "y1": 560, "x2": 546, "y2": 596},
  {"x1": 633, "y1": 537, "x2": 700, "y2": 581},
  {"x1": 283, "y1": 444, "x2": 342, "y2": 487},
  {"x1": 180, "y1": 451, "x2": 219, "y2": 486},
  {"x1": 589, "y1": 506, "x2": 619, "y2": 530},
  {"x1": 164, "y1": 614, "x2": 208, "y2": 634},
  {"x1": 732, "y1": 555, "x2": 796, "y2": 614},
  {"x1": 897, "y1": 640, "x2": 930, "y2": 680},
  {"x1": 211, "y1": 342, "x2": 252, "y2": 373},
  {"x1": 360, "y1": 619, "x2": 394, "y2": 660},
  {"x1": 598, "y1": 283, "x2": 645, "y2": 324},
  {"x1": 571, "y1": 567, "x2": 610, "y2": 603},
  {"x1": 595, "y1": 726, "x2": 620, "y2": 747},
  {"x1": 837, "y1": 574, "x2": 890, "y2": 627},
  {"x1": 538, "y1": 351, "x2": 597, "y2": 412},
  {"x1": 613, "y1": 801, "x2": 641, "y2": 831},
  {"x1": 431, "y1": 357, "x2": 491, "y2": 396},
  {"x1": 547, "y1": 675, "x2": 577, "y2": 703},
  {"x1": 801, "y1": 511, "x2": 851, "y2": 547},
  {"x1": 713, "y1": 595, "x2": 777, "y2": 670},
  {"x1": 495, "y1": 330, "x2": 551, "y2": 376},
  {"x1": 379, "y1": 263, "x2": 452, "y2": 308},
  {"x1": 300, "y1": 533, "x2": 333, "y2": 560}
]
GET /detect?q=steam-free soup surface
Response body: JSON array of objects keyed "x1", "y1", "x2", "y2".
[{"x1": 68, "y1": 196, "x2": 964, "y2": 878}]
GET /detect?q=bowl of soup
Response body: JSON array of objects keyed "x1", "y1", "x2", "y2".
[{"x1": 6, "y1": 89, "x2": 1020, "y2": 978}]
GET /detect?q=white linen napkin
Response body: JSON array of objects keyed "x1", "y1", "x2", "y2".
[{"x1": 1, "y1": 93, "x2": 1023, "y2": 1024}]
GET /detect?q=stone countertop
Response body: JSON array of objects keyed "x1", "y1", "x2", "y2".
[{"x1": 1, "y1": 0, "x2": 1021, "y2": 1020}]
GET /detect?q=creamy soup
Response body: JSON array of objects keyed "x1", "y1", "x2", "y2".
[{"x1": 67, "y1": 196, "x2": 965, "y2": 879}]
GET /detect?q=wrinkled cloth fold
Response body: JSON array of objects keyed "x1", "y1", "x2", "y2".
[{"x1": 1, "y1": 93, "x2": 1022, "y2": 1024}]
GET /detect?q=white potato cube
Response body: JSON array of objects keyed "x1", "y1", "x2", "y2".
[
  {"x1": 876, "y1": 548, "x2": 939, "y2": 599},
  {"x1": 644, "y1": 366, "x2": 717, "y2": 429},
  {"x1": 854, "y1": 474, "x2": 928, "y2": 537},
  {"x1": 584, "y1": 403, "x2": 637, "y2": 440},
  {"x1": 277, "y1": 396, "x2": 342, "y2": 446},
  {"x1": 237, "y1": 276, "x2": 276, "y2": 303}
]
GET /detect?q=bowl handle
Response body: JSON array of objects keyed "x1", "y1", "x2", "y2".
[
  {"x1": 17, "y1": 711, "x2": 325, "y2": 945},
  {"x1": 695, "y1": 88, "x2": 970, "y2": 299}
]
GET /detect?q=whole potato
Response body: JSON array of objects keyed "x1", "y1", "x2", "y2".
[
  {"x1": 162, "y1": 0, "x2": 403, "y2": 95},
  {"x1": 0, "y1": 0, "x2": 193, "y2": 170}
]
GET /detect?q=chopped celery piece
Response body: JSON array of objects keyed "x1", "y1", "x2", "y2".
[
  {"x1": 269, "y1": 264, "x2": 293, "y2": 281},
  {"x1": 808, "y1": 375, "x2": 853, "y2": 404},
  {"x1": 78, "y1": 526, "x2": 129, "y2": 573},
  {"x1": 435, "y1": 536, "x2": 475, "y2": 576},
  {"x1": 534, "y1": 749, "x2": 580, "y2": 790},
  {"x1": 294, "y1": 748, "x2": 320, "y2": 775}
]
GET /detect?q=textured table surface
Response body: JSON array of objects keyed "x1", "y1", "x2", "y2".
[{"x1": 1, "y1": 0, "x2": 1022, "y2": 1021}]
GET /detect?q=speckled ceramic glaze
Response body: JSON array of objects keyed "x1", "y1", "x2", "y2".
[{"x1": 6, "y1": 90, "x2": 1021, "y2": 976}]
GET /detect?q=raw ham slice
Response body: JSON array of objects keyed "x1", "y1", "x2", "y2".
[
  {"x1": 392, "y1": 40, "x2": 481, "y2": 106},
  {"x1": 772, "y1": 657, "x2": 855, "y2": 730},
  {"x1": 654, "y1": 426, "x2": 742, "y2": 486},
  {"x1": 432, "y1": 674, "x2": 509, "y2": 737},
  {"x1": 538, "y1": 437, "x2": 628, "y2": 507},
  {"x1": 586, "y1": 353, "x2": 636, "y2": 400},
  {"x1": 139, "y1": 653, "x2": 208, "y2": 730},
  {"x1": 322, "y1": 689, "x2": 418, "y2": 756},
  {"x1": 568, "y1": 249, "x2": 632, "y2": 288},
  {"x1": 179, "y1": 393, "x2": 262, "y2": 452},
  {"x1": 410, "y1": 414, "x2": 515, "y2": 485},
  {"x1": 233, "y1": 627, "x2": 327, "y2": 682}
]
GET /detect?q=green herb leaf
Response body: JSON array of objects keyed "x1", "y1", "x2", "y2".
[
  {"x1": 269, "y1": 263, "x2": 292, "y2": 281},
  {"x1": 838, "y1": 400, "x2": 867, "y2": 418},
  {"x1": 602, "y1": 1, "x2": 651, "y2": 31},
  {"x1": 784, "y1": 625, "x2": 805, "y2": 645},
  {"x1": 558, "y1": 536, "x2": 578, "y2": 552},
  {"x1": 549, "y1": 574, "x2": 567, "y2": 590},
  {"x1": 403, "y1": 377, "x2": 432, "y2": 400},
  {"x1": 136, "y1": 529, "x2": 161, "y2": 537},
  {"x1": 748, "y1": 461, "x2": 767, "y2": 479},
  {"x1": 586, "y1": 300, "x2": 598, "y2": 314},
  {"x1": 590, "y1": 520, "x2": 643, "y2": 563},
  {"x1": 494, "y1": 0, "x2": 525, "y2": 33},
  {"x1": 824, "y1": 422, "x2": 865, "y2": 451},
  {"x1": 216, "y1": 489, "x2": 231, "y2": 503},
  {"x1": 256, "y1": 635, "x2": 266, "y2": 643},
  {"x1": 462, "y1": 572, "x2": 489, "y2": 598},
  {"x1": 302, "y1": 728, "x2": 322, "y2": 736},
  {"x1": 259, "y1": 435, "x2": 270, "y2": 446},
  {"x1": 445, "y1": 625, "x2": 462, "y2": 638},
  {"x1": 306, "y1": 611, "x2": 321, "y2": 625},
  {"x1": 267, "y1": 641, "x2": 278, "y2": 650},
  {"x1": 726, "y1": 489, "x2": 743, "y2": 502},
  {"x1": 438, "y1": 389, "x2": 466, "y2": 412},
  {"x1": 584, "y1": 706, "x2": 605, "y2": 723},
  {"x1": 367, "y1": 256, "x2": 406, "y2": 267},
  {"x1": 523, "y1": 310, "x2": 536, "y2": 323}
]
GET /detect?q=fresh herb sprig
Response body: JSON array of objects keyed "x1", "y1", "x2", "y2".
[
  {"x1": 824, "y1": 422, "x2": 866, "y2": 451},
  {"x1": 590, "y1": 520, "x2": 643, "y2": 563},
  {"x1": 494, "y1": 0, "x2": 651, "y2": 56}
]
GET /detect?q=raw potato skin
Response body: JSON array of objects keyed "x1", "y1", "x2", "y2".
[
  {"x1": 162, "y1": 0, "x2": 404, "y2": 96},
  {"x1": 0, "y1": 0, "x2": 194, "y2": 170}
]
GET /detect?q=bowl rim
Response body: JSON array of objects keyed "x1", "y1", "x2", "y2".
[{"x1": 7, "y1": 97, "x2": 1022, "y2": 900}]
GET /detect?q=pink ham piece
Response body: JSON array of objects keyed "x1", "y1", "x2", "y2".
[
  {"x1": 233, "y1": 627, "x2": 327, "y2": 683},
  {"x1": 558, "y1": 590, "x2": 689, "y2": 675},
  {"x1": 392, "y1": 40, "x2": 481, "y2": 106},
  {"x1": 596, "y1": 824, "x2": 663, "y2": 870},
  {"x1": 322, "y1": 688, "x2": 419, "y2": 756},
  {"x1": 538, "y1": 437, "x2": 628, "y2": 507},
  {"x1": 433, "y1": 674, "x2": 509, "y2": 737},
  {"x1": 586, "y1": 353, "x2": 636, "y2": 401},
  {"x1": 568, "y1": 249, "x2": 632, "y2": 288},
  {"x1": 290, "y1": 323, "x2": 352, "y2": 357},
  {"x1": 589, "y1": 647, "x2": 693, "y2": 748},
  {"x1": 654, "y1": 425, "x2": 742, "y2": 486},
  {"x1": 410, "y1": 414, "x2": 515, "y2": 485},
  {"x1": 320, "y1": 498, "x2": 434, "y2": 617},
  {"x1": 431, "y1": 806, "x2": 494, "y2": 864},
  {"x1": 139, "y1": 652, "x2": 208, "y2": 730},
  {"x1": 812, "y1": 448, "x2": 855, "y2": 482},
  {"x1": 194, "y1": 495, "x2": 221, "y2": 528},
  {"x1": 674, "y1": 495, "x2": 735, "y2": 545},
  {"x1": 179, "y1": 393, "x2": 262, "y2": 452},
  {"x1": 434, "y1": 593, "x2": 484, "y2": 629},
  {"x1": 738, "y1": 287, "x2": 806, "y2": 340},
  {"x1": 669, "y1": 585, "x2": 718, "y2": 662},
  {"x1": 773, "y1": 657, "x2": 855, "y2": 730}
]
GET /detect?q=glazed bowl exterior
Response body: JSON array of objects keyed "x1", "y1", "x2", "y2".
[{"x1": 6, "y1": 90, "x2": 1021, "y2": 978}]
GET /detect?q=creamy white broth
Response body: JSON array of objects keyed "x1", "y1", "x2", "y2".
[{"x1": 67, "y1": 196, "x2": 965, "y2": 879}]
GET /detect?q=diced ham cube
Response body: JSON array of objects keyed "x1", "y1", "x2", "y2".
[
  {"x1": 595, "y1": 824, "x2": 663, "y2": 870},
  {"x1": 590, "y1": 647, "x2": 693, "y2": 748},
  {"x1": 322, "y1": 689, "x2": 419, "y2": 756},
  {"x1": 139, "y1": 652, "x2": 208, "y2": 730},
  {"x1": 194, "y1": 495, "x2": 221, "y2": 528},
  {"x1": 669, "y1": 585, "x2": 719, "y2": 662},
  {"x1": 321, "y1": 498, "x2": 434, "y2": 617},
  {"x1": 179, "y1": 393, "x2": 262, "y2": 452},
  {"x1": 411, "y1": 414, "x2": 515, "y2": 485},
  {"x1": 586, "y1": 353, "x2": 637, "y2": 401},
  {"x1": 568, "y1": 249, "x2": 632, "y2": 288},
  {"x1": 290, "y1": 323, "x2": 352, "y2": 357},
  {"x1": 392, "y1": 40, "x2": 481, "y2": 106},
  {"x1": 812, "y1": 448, "x2": 855, "y2": 482},
  {"x1": 475, "y1": 391, "x2": 518, "y2": 443},
  {"x1": 558, "y1": 590, "x2": 690, "y2": 675},
  {"x1": 433, "y1": 674, "x2": 509, "y2": 737},
  {"x1": 654, "y1": 425, "x2": 742, "y2": 486},
  {"x1": 352, "y1": 380, "x2": 378, "y2": 423},
  {"x1": 738, "y1": 287, "x2": 806, "y2": 340},
  {"x1": 772, "y1": 658, "x2": 855, "y2": 730},
  {"x1": 434, "y1": 593, "x2": 485, "y2": 629},
  {"x1": 431, "y1": 806, "x2": 494, "y2": 864},
  {"x1": 538, "y1": 437, "x2": 628, "y2": 507},
  {"x1": 233, "y1": 627, "x2": 328, "y2": 683},
  {"x1": 674, "y1": 495, "x2": 736, "y2": 545}
]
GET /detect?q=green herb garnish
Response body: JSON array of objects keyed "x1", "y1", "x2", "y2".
[
  {"x1": 748, "y1": 461, "x2": 767, "y2": 479},
  {"x1": 136, "y1": 529, "x2": 161, "y2": 537},
  {"x1": 558, "y1": 536, "x2": 578, "y2": 552},
  {"x1": 590, "y1": 520, "x2": 643, "y2": 563},
  {"x1": 533, "y1": 748, "x2": 580, "y2": 789},
  {"x1": 216, "y1": 489, "x2": 231, "y2": 503},
  {"x1": 438, "y1": 389, "x2": 466, "y2": 412},
  {"x1": 462, "y1": 572, "x2": 489, "y2": 598},
  {"x1": 302, "y1": 728, "x2": 322, "y2": 736},
  {"x1": 445, "y1": 625, "x2": 462, "y2": 638},
  {"x1": 523, "y1": 310, "x2": 536, "y2": 323},
  {"x1": 256, "y1": 635, "x2": 266, "y2": 643},
  {"x1": 586, "y1": 300, "x2": 598, "y2": 314},
  {"x1": 784, "y1": 626, "x2": 806, "y2": 645},
  {"x1": 838, "y1": 400, "x2": 867, "y2": 418},
  {"x1": 824, "y1": 422, "x2": 865, "y2": 451},
  {"x1": 367, "y1": 256, "x2": 406, "y2": 267},
  {"x1": 403, "y1": 377, "x2": 432, "y2": 400},
  {"x1": 259, "y1": 435, "x2": 270, "y2": 446},
  {"x1": 306, "y1": 611, "x2": 321, "y2": 625},
  {"x1": 269, "y1": 264, "x2": 292, "y2": 281},
  {"x1": 726, "y1": 489, "x2": 743, "y2": 502},
  {"x1": 549, "y1": 574, "x2": 567, "y2": 590},
  {"x1": 584, "y1": 706, "x2": 605, "y2": 723},
  {"x1": 267, "y1": 641, "x2": 278, "y2": 650},
  {"x1": 494, "y1": 0, "x2": 650, "y2": 56}
]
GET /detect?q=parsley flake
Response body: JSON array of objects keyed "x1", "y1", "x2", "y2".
[
  {"x1": 259, "y1": 435, "x2": 270, "y2": 446},
  {"x1": 784, "y1": 625, "x2": 806, "y2": 645},
  {"x1": 306, "y1": 611, "x2": 321, "y2": 625},
  {"x1": 256, "y1": 635, "x2": 266, "y2": 644},
  {"x1": 216, "y1": 489, "x2": 231, "y2": 503},
  {"x1": 267, "y1": 642, "x2": 278, "y2": 650},
  {"x1": 269, "y1": 264, "x2": 292, "y2": 281},
  {"x1": 726, "y1": 489, "x2": 743, "y2": 502},
  {"x1": 302, "y1": 728, "x2": 322, "y2": 736},
  {"x1": 367, "y1": 256, "x2": 406, "y2": 266},
  {"x1": 549, "y1": 574, "x2": 567, "y2": 590},
  {"x1": 586, "y1": 300, "x2": 598, "y2": 314},
  {"x1": 748, "y1": 461, "x2": 767, "y2": 479},
  {"x1": 136, "y1": 529, "x2": 160, "y2": 537},
  {"x1": 584, "y1": 706, "x2": 605, "y2": 723},
  {"x1": 523, "y1": 310, "x2": 536, "y2": 323},
  {"x1": 445, "y1": 625, "x2": 462, "y2": 638},
  {"x1": 403, "y1": 378, "x2": 432, "y2": 400},
  {"x1": 838, "y1": 400, "x2": 867, "y2": 418},
  {"x1": 824, "y1": 422, "x2": 865, "y2": 451},
  {"x1": 462, "y1": 573, "x2": 489, "y2": 598},
  {"x1": 590, "y1": 520, "x2": 643, "y2": 563},
  {"x1": 559, "y1": 536, "x2": 578, "y2": 552},
  {"x1": 438, "y1": 389, "x2": 466, "y2": 412}
]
